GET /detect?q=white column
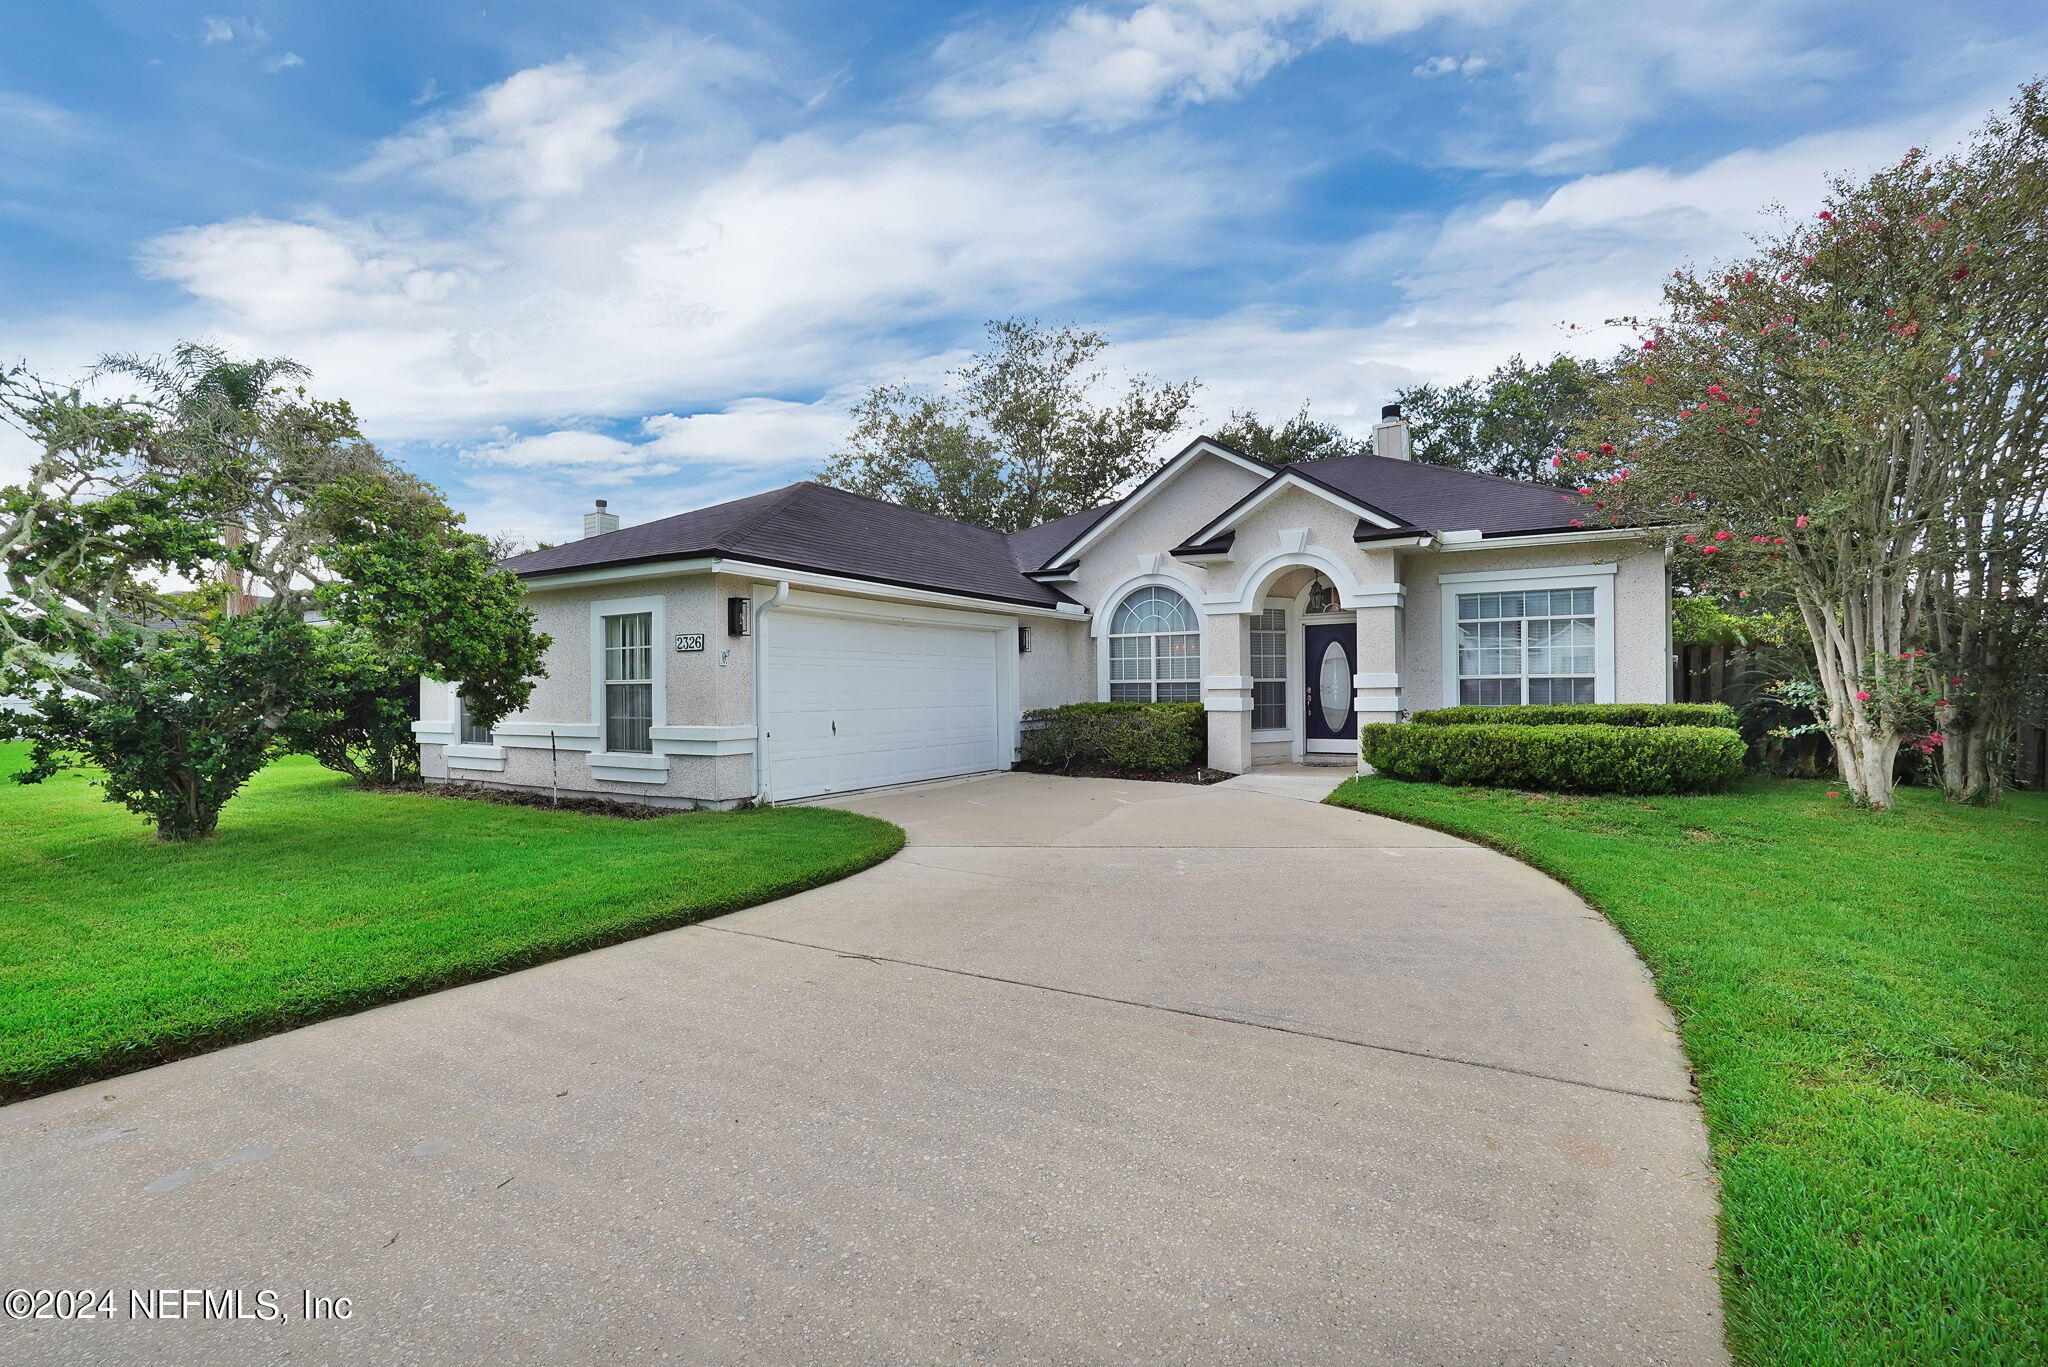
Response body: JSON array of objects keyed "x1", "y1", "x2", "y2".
[{"x1": 1202, "y1": 609, "x2": 1253, "y2": 774}]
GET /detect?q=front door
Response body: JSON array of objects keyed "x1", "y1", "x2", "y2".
[{"x1": 1303, "y1": 621, "x2": 1357, "y2": 749}]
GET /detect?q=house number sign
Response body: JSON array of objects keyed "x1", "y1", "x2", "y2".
[{"x1": 673, "y1": 633, "x2": 706, "y2": 653}]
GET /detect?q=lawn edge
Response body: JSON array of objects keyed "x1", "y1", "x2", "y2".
[
  {"x1": 1, "y1": 811, "x2": 906, "y2": 1107},
  {"x1": 1323, "y1": 776, "x2": 1738, "y2": 1362}
]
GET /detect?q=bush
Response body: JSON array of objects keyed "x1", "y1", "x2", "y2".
[
  {"x1": 1358, "y1": 723, "x2": 1745, "y2": 794},
  {"x1": 1019, "y1": 702, "x2": 1205, "y2": 772},
  {"x1": 1410, "y1": 702, "x2": 1741, "y2": 730}
]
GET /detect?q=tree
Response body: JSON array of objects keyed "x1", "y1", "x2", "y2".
[
  {"x1": 818, "y1": 318, "x2": 1197, "y2": 531},
  {"x1": 1397, "y1": 354, "x2": 1606, "y2": 483},
  {"x1": 1572, "y1": 85, "x2": 2048, "y2": 810},
  {"x1": 278, "y1": 627, "x2": 423, "y2": 788},
  {"x1": 0, "y1": 343, "x2": 548, "y2": 839},
  {"x1": 1210, "y1": 402, "x2": 1370, "y2": 465}
]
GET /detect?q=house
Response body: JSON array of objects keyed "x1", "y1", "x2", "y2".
[{"x1": 415, "y1": 406, "x2": 1673, "y2": 806}]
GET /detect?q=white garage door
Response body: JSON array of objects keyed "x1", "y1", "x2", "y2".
[{"x1": 763, "y1": 610, "x2": 1005, "y2": 801}]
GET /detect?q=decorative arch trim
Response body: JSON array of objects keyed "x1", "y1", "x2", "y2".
[{"x1": 1202, "y1": 541, "x2": 1384, "y2": 615}]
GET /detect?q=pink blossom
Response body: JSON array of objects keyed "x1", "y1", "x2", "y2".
[
  {"x1": 1701, "y1": 545, "x2": 1719, "y2": 555},
  {"x1": 1795, "y1": 515, "x2": 1809, "y2": 528},
  {"x1": 1683, "y1": 534, "x2": 1698, "y2": 543},
  {"x1": 1855, "y1": 690, "x2": 1871, "y2": 701},
  {"x1": 1818, "y1": 210, "x2": 1834, "y2": 221},
  {"x1": 1944, "y1": 373, "x2": 1959, "y2": 383},
  {"x1": 1827, "y1": 791, "x2": 1840, "y2": 798},
  {"x1": 1713, "y1": 530, "x2": 1732, "y2": 540}
]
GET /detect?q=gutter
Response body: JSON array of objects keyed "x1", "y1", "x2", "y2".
[{"x1": 749, "y1": 580, "x2": 792, "y2": 806}]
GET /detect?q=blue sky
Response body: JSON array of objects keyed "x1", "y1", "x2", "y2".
[{"x1": 4, "y1": 2, "x2": 2044, "y2": 542}]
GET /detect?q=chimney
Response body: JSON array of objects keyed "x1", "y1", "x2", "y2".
[
  {"x1": 582, "y1": 498, "x2": 620, "y2": 539},
  {"x1": 1373, "y1": 403, "x2": 1411, "y2": 461}
]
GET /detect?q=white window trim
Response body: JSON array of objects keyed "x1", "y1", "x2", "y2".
[
  {"x1": 1093, "y1": 569, "x2": 1208, "y2": 702},
  {"x1": 444, "y1": 681, "x2": 508, "y2": 771},
  {"x1": 589, "y1": 594, "x2": 666, "y2": 773},
  {"x1": 1100, "y1": 581, "x2": 1205, "y2": 704},
  {"x1": 1438, "y1": 565, "x2": 1614, "y2": 707}
]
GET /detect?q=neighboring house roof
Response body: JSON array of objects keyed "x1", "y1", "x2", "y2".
[{"x1": 503, "y1": 481, "x2": 1077, "y2": 609}]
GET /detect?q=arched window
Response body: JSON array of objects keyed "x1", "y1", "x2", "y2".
[{"x1": 1108, "y1": 586, "x2": 1201, "y2": 702}]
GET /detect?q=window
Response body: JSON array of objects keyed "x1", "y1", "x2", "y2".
[
  {"x1": 1250, "y1": 608, "x2": 1287, "y2": 730},
  {"x1": 1456, "y1": 588, "x2": 1596, "y2": 705},
  {"x1": 1108, "y1": 586, "x2": 1201, "y2": 702},
  {"x1": 456, "y1": 692, "x2": 491, "y2": 746},
  {"x1": 603, "y1": 611, "x2": 655, "y2": 752}
]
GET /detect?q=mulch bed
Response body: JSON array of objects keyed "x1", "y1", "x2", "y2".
[
  {"x1": 1013, "y1": 763, "x2": 1233, "y2": 785},
  {"x1": 420, "y1": 781, "x2": 682, "y2": 819}
]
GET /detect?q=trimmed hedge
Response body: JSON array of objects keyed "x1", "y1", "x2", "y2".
[
  {"x1": 1357, "y1": 722, "x2": 1745, "y2": 794},
  {"x1": 1410, "y1": 702, "x2": 1741, "y2": 730},
  {"x1": 1019, "y1": 702, "x2": 1205, "y2": 772}
]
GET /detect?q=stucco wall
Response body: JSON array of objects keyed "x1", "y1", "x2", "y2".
[
  {"x1": 1400, "y1": 539, "x2": 1671, "y2": 713},
  {"x1": 1191, "y1": 485, "x2": 1377, "y2": 605},
  {"x1": 419, "y1": 569, "x2": 759, "y2": 807},
  {"x1": 1020, "y1": 616, "x2": 1092, "y2": 710},
  {"x1": 1066, "y1": 454, "x2": 1267, "y2": 622}
]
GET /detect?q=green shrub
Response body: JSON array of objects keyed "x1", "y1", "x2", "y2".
[
  {"x1": 1019, "y1": 702, "x2": 1205, "y2": 772},
  {"x1": 1357, "y1": 723, "x2": 1745, "y2": 794},
  {"x1": 1410, "y1": 702, "x2": 1741, "y2": 730}
]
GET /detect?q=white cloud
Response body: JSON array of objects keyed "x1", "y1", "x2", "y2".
[
  {"x1": 354, "y1": 44, "x2": 758, "y2": 204},
  {"x1": 134, "y1": 48, "x2": 1233, "y2": 440},
  {"x1": 0, "y1": 90, "x2": 81, "y2": 141},
  {"x1": 1414, "y1": 52, "x2": 1486, "y2": 77},
  {"x1": 199, "y1": 15, "x2": 268, "y2": 46},
  {"x1": 263, "y1": 51, "x2": 306, "y2": 75}
]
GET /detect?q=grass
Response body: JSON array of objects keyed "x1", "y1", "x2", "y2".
[
  {"x1": 1326, "y1": 774, "x2": 2047, "y2": 1367},
  {"x1": 0, "y1": 744, "x2": 904, "y2": 1103}
]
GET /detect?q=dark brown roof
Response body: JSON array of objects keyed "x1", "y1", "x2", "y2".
[
  {"x1": 1286, "y1": 454, "x2": 1583, "y2": 537},
  {"x1": 503, "y1": 482, "x2": 1077, "y2": 609}
]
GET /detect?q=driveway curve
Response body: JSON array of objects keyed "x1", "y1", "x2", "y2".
[{"x1": 0, "y1": 770, "x2": 1724, "y2": 1366}]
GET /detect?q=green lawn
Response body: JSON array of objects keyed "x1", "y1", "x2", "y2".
[
  {"x1": 1327, "y1": 775, "x2": 2046, "y2": 1367},
  {"x1": 0, "y1": 744, "x2": 903, "y2": 1103}
]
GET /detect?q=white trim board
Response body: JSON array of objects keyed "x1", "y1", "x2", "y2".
[
  {"x1": 1184, "y1": 469, "x2": 1404, "y2": 547},
  {"x1": 1039, "y1": 438, "x2": 1271, "y2": 569}
]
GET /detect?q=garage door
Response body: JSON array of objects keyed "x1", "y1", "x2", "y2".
[{"x1": 762, "y1": 610, "x2": 1005, "y2": 801}]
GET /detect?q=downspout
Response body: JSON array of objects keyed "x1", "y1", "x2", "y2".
[{"x1": 750, "y1": 580, "x2": 792, "y2": 806}]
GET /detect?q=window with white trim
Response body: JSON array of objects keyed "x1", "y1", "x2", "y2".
[
  {"x1": 1250, "y1": 608, "x2": 1287, "y2": 729},
  {"x1": 1108, "y1": 587, "x2": 1201, "y2": 702},
  {"x1": 1456, "y1": 588, "x2": 1596, "y2": 705},
  {"x1": 602, "y1": 611, "x2": 655, "y2": 752},
  {"x1": 456, "y1": 692, "x2": 491, "y2": 745}
]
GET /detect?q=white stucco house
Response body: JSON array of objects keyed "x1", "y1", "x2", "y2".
[{"x1": 416, "y1": 407, "x2": 1673, "y2": 807}]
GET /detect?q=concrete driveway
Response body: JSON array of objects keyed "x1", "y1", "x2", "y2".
[{"x1": 0, "y1": 770, "x2": 1725, "y2": 1366}]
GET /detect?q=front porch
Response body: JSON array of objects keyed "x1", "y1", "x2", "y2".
[{"x1": 1199, "y1": 559, "x2": 1404, "y2": 775}]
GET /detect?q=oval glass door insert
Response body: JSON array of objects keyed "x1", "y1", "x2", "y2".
[{"x1": 1318, "y1": 641, "x2": 1350, "y2": 730}]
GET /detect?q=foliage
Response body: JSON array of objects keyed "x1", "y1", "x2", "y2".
[
  {"x1": 1358, "y1": 722, "x2": 1745, "y2": 793},
  {"x1": 1326, "y1": 775, "x2": 2048, "y2": 1367},
  {"x1": 1018, "y1": 701, "x2": 1206, "y2": 772},
  {"x1": 276, "y1": 627, "x2": 422, "y2": 788},
  {"x1": 1395, "y1": 353, "x2": 1606, "y2": 483},
  {"x1": 1571, "y1": 85, "x2": 2048, "y2": 809},
  {"x1": 0, "y1": 745, "x2": 904, "y2": 1102},
  {"x1": 817, "y1": 318, "x2": 1198, "y2": 532},
  {"x1": 1671, "y1": 594, "x2": 1804, "y2": 648},
  {"x1": 0, "y1": 343, "x2": 547, "y2": 839},
  {"x1": 1209, "y1": 402, "x2": 1369, "y2": 465},
  {"x1": 1410, "y1": 701, "x2": 1741, "y2": 729}
]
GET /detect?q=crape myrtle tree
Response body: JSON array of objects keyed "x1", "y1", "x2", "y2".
[
  {"x1": 1571, "y1": 85, "x2": 2048, "y2": 809},
  {"x1": 818, "y1": 318, "x2": 1198, "y2": 532},
  {"x1": 0, "y1": 344, "x2": 548, "y2": 839}
]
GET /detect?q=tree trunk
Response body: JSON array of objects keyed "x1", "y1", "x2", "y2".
[
  {"x1": 1939, "y1": 700, "x2": 2011, "y2": 805},
  {"x1": 156, "y1": 768, "x2": 224, "y2": 841}
]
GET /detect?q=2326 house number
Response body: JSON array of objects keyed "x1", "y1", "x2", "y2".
[{"x1": 673, "y1": 634, "x2": 706, "y2": 653}]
